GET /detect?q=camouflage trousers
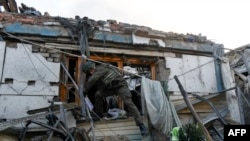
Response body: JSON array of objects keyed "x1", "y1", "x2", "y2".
[{"x1": 94, "y1": 85, "x2": 142, "y2": 125}]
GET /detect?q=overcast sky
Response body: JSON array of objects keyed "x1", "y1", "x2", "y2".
[{"x1": 15, "y1": 0, "x2": 250, "y2": 50}]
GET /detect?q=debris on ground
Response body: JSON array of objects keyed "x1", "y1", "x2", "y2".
[{"x1": 102, "y1": 135, "x2": 131, "y2": 141}]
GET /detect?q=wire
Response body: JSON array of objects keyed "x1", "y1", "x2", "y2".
[
  {"x1": 167, "y1": 59, "x2": 215, "y2": 82},
  {"x1": 1, "y1": 31, "x2": 79, "y2": 57},
  {"x1": 19, "y1": 41, "x2": 80, "y2": 100},
  {"x1": 22, "y1": 44, "x2": 58, "y2": 96},
  {"x1": 1, "y1": 30, "x2": 143, "y2": 78},
  {"x1": 4, "y1": 30, "x2": 239, "y2": 96},
  {"x1": 3, "y1": 30, "x2": 234, "y2": 98},
  {"x1": 3, "y1": 30, "x2": 237, "y2": 92},
  {"x1": 1, "y1": 29, "x2": 148, "y2": 140}
]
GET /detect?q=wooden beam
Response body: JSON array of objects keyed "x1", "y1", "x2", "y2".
[
  {"x1": 151, "y1": 63, "x2": 156, "y2": 80},
  {"x1": 90, "y1": 46, "x2": 176, "y2": 57},
  {"x1": 174, "y1": 75, "x2": 213, "y2": 141}
]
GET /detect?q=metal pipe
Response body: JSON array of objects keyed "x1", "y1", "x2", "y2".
[{"x1": 60, "y1": 63, "x2": 79, "y2": 90}]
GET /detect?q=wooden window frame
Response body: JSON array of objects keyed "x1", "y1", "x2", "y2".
[{"x1": 60, "y1": 54, "x2": 156, "y2": 110}]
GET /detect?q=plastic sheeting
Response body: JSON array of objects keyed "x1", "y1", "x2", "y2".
[{"x1": 141, "y1": 76, "x2": 182, "y2": 136}]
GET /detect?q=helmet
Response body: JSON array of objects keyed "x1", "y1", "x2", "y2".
[{"x1": 82, "y1": 61, "x2": 95, "y2": 73}]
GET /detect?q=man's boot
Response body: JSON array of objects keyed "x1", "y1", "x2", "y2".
[{"x1": 138, "y1": 123, "x2": 149, "y2": 136}]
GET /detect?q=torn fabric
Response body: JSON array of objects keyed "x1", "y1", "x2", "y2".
[{"x1": 141, "y1": 77, "x2": 181, "y2": 135}]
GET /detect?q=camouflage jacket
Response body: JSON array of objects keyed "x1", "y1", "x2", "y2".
[{"x1": 85, "y1": 64, "x2": 127, "y2": 93}]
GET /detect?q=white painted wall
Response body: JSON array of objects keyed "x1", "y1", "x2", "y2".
[
  {"x1": 166, "y1": 55, "x2": 218, "y2": 94},
  {"x1": 166, "y1": 54, "x2": 240, "y2": 123},
  {"x1": 0, "y1": 43, "x2": 60, "y2": 95},
  {"x1": 0, "y1": 95, "x2": 54, "y2": 119},
  {"x1": 0, "y1": 42, "x2": 61, "y2": 119}
]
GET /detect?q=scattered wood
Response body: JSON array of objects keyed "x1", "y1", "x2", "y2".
[{"x1": 102, "y1": 135, "x2": 130, "y2": 141}]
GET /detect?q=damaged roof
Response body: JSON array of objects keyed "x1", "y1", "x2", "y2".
[{"x1": 0, "y1": 3, "x2": 224, "y2": 54}]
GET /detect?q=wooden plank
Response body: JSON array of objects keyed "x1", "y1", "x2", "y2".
[
  {"x1": 102, "y1": 135, "x2": 131, "y2": 141},
  {"x1": 78, "y1": 118, "x2": 141, "y2": 141},
  {"x1": 90, "y1": 46, "x2": 176, "y2": 57},
  {"x1": 27, "y1": 102, "x2": 78, "y2": 114},
  {"x1": 91, "y1": 135, "x2": 141, "y2": 141},
  {"x1": 92, "y1": 129, "x2": 140, "y2": 136},
  {"x1": 89, "y1": 125, "x2": 139, "y2": 131},
  {"x1": 79, "y1": 118, "x2": 136, "y2": 128}
]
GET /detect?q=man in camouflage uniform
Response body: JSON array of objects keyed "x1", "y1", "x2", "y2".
[{"x1": 82, "y1": 61, "x2": 148, "y2": 136}]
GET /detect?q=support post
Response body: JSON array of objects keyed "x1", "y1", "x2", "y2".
[{"x1": 174, "y1": 75, "x2": 213, "y2": 141}]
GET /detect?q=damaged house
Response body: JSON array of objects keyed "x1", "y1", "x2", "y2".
[
  {"x1": 0, "y1": 3, "x2": 244, "y2": 141},
  {"x1": 224, "y1": 44, "x2": 250, "y2": 124}
]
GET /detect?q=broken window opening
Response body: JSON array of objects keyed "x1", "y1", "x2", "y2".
[
  {"x1": 50, "y1": 82, "x2": 59, "y2": 86},
  {"x1": 68, "y1": 58, "x2": 77, "y2": 83},
  {"x1": 6, "y1": 42, "x2": 17, "y2": 48},
  {"x1": 4, "y1": 78, "x2": 13, "y2": 84},
  {"x1": 27, "y1": 80, "x2": 35, "y2": 85},
  {"x1": 67, "y1": 87, "x2": 76, "y2": 103}
]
